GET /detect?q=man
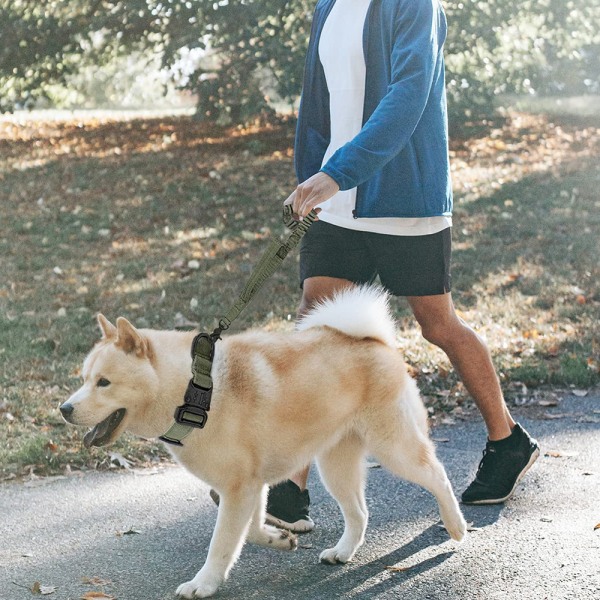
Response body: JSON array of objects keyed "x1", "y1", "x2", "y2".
[{"x1": 264, "y1": 0, "x2": 540, "y2": 533}]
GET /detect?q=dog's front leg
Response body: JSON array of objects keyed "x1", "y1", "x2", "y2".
[{"x1": 176, "y1": 486, "x2": 260, "y2": 599}]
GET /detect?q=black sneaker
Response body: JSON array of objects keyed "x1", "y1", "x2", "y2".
[
  {"x1": 265, "y1": 480, "x2": 315, "y2": 533},
  {"x1": 461, "y1": 423, "x2": 540, "y2": 505},
  {"x1": 208, "y1": 480, "x2": 315, "y2": 533}
]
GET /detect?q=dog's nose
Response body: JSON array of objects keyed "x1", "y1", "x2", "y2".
[{"x1": 60, "y1": 402, "x2": 74, "y2": 421}]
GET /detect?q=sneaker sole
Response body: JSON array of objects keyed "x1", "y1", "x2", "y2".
[
  {"x1": 265, "y1": 513, "x2": 315, "y2": 533},
  {"x1": 462, "y1": 446, "x2": 541, "y2": 505}
]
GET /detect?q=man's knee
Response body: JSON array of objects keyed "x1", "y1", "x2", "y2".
[
  {"x1": 419, "y1": 317, "x2": 468, "y2": 350},
  {"x1": 419, "y1": 322, "x2": 447, "y2": 348},
  {"x1": 299, "y1": 276, "x2": 354, "y2": 317}
]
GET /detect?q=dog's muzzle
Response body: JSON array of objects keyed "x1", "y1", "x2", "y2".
[{"x1": 59, "y1": 402, "x2": 75, "y2": 423}]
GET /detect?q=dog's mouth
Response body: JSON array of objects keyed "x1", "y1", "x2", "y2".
[{"x1": 83, "y1": 408, "x2": 127, "y2": 448}]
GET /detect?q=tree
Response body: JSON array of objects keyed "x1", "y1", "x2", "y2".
[
  {"x1": 1, "y1": 0, "x2": 598, "y2": 120},
  {"x1": 0, "y1": 0, "x2": 163, "y2": 110}
]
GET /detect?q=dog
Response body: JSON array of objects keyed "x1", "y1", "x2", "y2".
[{"x1": 60, "y1": 285, "x2": 466, "y2": 598}]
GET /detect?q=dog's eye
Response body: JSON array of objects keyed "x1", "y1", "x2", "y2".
[{"x1": 97, "y1": 377, "x2": 111, "y2": 388}]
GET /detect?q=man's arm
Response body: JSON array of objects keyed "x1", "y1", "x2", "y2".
[{"x1": 322, "y1": 0, "x2": 442, "y2": 191}]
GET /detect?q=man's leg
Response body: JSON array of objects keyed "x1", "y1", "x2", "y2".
[
  {"x1": 408, "y1": 292, "x2": 540, "y2": 504},
  {"x1": 407, "y1": 292, "x2": 514, "y2": 440}
]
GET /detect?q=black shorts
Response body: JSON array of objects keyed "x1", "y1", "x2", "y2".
[{"x1": 299, "y1": 220, "x2": 452, "y2": 297}]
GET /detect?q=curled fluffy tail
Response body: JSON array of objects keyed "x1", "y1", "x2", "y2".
[{"x1": 296, "y1": 285, "x2": 397, "y2": 348}]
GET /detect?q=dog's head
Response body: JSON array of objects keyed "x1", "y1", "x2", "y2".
[{"x1": 60, "y1": 314, "x2": 160, "y2": 448}]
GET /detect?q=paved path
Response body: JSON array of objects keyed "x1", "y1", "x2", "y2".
[{"x1": 1, "y1": 394, "x2": 598, "y2": 600}]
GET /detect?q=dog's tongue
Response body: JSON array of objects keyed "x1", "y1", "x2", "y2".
[
  {"x1": 83, "y1": 423, "x2": 107, "y2": 448},
  {"x1": 83, "y1": 409, "x2": 126, "y2": 448}
]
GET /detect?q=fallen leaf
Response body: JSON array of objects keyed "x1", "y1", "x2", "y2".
[
  {"x1": 543, "y1": 412, "x2": 571, "y2": 420},
  {"x1": 572, "y1": 389, "x2": 588, "y2": 397},
  {"x1": 385, "y1": 565, "x2": 412, "y2": 572},
  {"x1": 40, "y1": 586, "x2": 57, "y2": 595},
  {"x1": 438, "y1": 521, "x2": 479, "y2": 532},
  {"x1": 30, "y1": 582, "x2": 57, "y2": 595},
  {"x1": 117, "y1": 527, "x2": 141, "y2": 536},
  {"x1": 545, "y1": 450, "x2": 579, "y2": 458},
  {"x1": 81, "y1": 576, "x2": 112, "y2": 586},
  {"x1": 437, "y1": 365, "x2": 450, "y2": 378},
  {"x1": 109, "y1": 452, "x2": 131, "y2": 469},
  {"x1": 80, "y1": 593, "x2": 115, "y2": 600},
  {"x1": 538, "y1": 400, "x2": 558, "y2": 407}
]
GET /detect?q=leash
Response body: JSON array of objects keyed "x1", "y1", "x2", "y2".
[{"x1": 159, "y1": 205, "x2": 318, "y2": 446}]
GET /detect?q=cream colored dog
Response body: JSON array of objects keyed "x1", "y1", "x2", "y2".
[{"x1": 60, "y1": 286, "x2": 466, "y2": 598}]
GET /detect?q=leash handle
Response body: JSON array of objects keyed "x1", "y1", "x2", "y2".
[{"x1": 282, "y1": 204, "x2": 318, "y2": 234}]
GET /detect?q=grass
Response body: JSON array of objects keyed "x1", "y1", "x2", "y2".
[{"x1": 0, "y1": 110, "x2": 598, "y2": 479}]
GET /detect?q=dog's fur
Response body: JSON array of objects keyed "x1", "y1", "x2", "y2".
[{"x1": 61, "y1": 286, "x2": 466, "y2": 598}]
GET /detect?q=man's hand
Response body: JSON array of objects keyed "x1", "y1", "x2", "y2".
[{"x1": 283, "y1": 171, "x2": 340, "y2": 219}]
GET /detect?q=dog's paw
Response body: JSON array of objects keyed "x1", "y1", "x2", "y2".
[
  {"x1": 319, "y1": 545, "x2": 354, "y2": 565},
  {"x1": 440, "y1": 510, "x2": 468, "y2": 543},
  {"x1": 266, "y1": 525, "x2": 298, "y2": 551},
  {"x1": 248, "y1": 524, "x2": 298, "y2": 551},
  {"x1": 445, "y1": 515, "x2": 468, "y2": 543},
  {"x1": 176, "y1": 579, "x2": 220, "y2": 599}
]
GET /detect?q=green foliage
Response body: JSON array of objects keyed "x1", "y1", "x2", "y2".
[
  {"x1": 444, "y1": 0, "x2": 600, "y2": 117},
  {"x1": 0, "y1": 0, "x2": 599, "y2": 121},
  {"x1": 159, "y1": 0, "x2": 313, "y2": 123}
]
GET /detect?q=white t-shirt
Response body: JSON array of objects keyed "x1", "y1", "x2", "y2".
[{"x1": 317, "y1": 0, "x2": 452, "y2": 236}]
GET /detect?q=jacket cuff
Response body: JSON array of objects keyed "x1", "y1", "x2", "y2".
[{"x1": 320, "y1": 164, "x2": 357, "y2": 191}]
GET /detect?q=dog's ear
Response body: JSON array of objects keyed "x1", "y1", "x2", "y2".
[
  {"x1": 97, "y1": 314, "x2": 117, "y2": 339},
  {"x1": 115, "y1": 317, "x2": 152, "y2": 358}
]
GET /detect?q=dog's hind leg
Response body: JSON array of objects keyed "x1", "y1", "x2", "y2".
[
  {"x1": 176, "y1": 483, "x2": 262, "y2": 599},
  {"x1": 366, "y1": 392, "x2": 467, "y2": 542},
  {"x1": 316, "y1": 431, "x2": 369, "y2": 564},
  {"x1": 246, "y1": 484, "x2": 298, "y2": 550}
]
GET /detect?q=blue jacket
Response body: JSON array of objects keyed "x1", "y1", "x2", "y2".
[{"x1": 294, "y1": 0, "x2": 452, "y2": 218}]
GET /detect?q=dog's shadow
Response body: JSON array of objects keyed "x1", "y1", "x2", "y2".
[
  {"x1": 303, "y1": 523, "x2": 457, "y2": 598},
  {"x1": 224, "y1": 500, "x2": 504, "y2": 599},
  {"x1": 222, "y1": 522, "x2": 459, "y2": 599}
]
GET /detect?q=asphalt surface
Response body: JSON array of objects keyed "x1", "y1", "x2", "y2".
[{"x1": 1, "y1": 393, "x2": 599, "y2": 600}]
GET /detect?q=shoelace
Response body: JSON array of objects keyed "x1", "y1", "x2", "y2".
[{"x1": 475, "y1": 445, "x2": 499, "y2": 480}]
